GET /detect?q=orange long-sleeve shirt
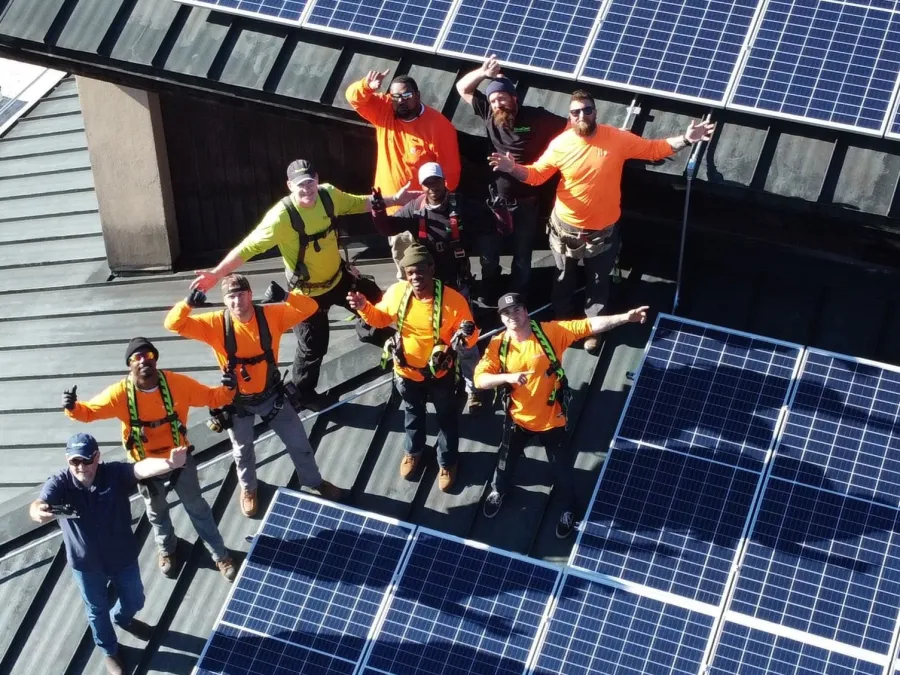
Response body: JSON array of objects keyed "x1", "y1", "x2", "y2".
[
  {"x1": 164, "y1": 293, "x2": 318, "y2": 396},
  {"x1": 358, "y1": 281, "x2": 477, "y2": 382},
  {"x1": 346, "y1": 78, "x2": 461, "y2": 211},
  {"x1": 475, "y1": 320, "x2": 592, "y2": 432},
  {"x1": 524, "y1": 126, "x2": 674, "y2": 231},
  {"x1": 65, "y1": 371, "x2": 234, "y2": 461}
]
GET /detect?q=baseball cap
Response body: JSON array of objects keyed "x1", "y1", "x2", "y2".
[
  {"x1": 418, "y1": 162, "x2": 444, "y2": 185},
  {"x1": 497, "y1": 292, "x2": 525, "y2": 313},
  {"x1": 65, "y1": 433, "x2": 99, "y2": 460},
  {"x1": 287, "y1": 159, "x2": 317, "y2": 184},
  {"x1": 221, "y1": 274, "x2": 251, "y2": 295}
]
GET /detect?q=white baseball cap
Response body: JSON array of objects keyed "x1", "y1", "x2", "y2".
[{"x1": 418, "y1": 162, "x2": 444, "y2": 184}]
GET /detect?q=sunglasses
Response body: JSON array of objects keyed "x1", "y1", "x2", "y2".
[
  {"x1": 390, "y1": 91, "x2": 416, "y2": 101},
  {"x1": 128, "y1": 350, "x2": 157, "y2": 365},
  {"x1": 569, "y1": 106, "x2": 595, "y2": 117},
  {"x1": 68, "y1": 455, "x2": 96, "y2": 467}
]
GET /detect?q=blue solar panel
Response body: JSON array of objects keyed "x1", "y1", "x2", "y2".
[
  {"x1": 772, "y1": 351, "x2": 900, "y2": 504},
  {"x1": 196, "y1": 490, "x2": 414, "y2": 675},
  {"x1": 359, "y1": 529, "x2": 559, "y2": 675},
  {"x1": 580, "y1": 0, "x2": 759, "y2": 103},
  {"x1": 709, "y1": 621, "x2": 884, "y2": 674},
  {"x1": 304, "y1": 0, "x2": 453, "y2": 49},
  {"x1": 181, "y1": 0, "x2": 307, "y2": 23},
  {"x1": 616, "y1": 317, "x2": 801, "y2": 471},
  {"x1": 530, "y1": 571, "x2": 714, "y2": 675},
  {"x1": 730, "y1": 477, "x2": 900, "y2": 654},
  {"x1": 571, "y1": 440, "x2": 760, "y2": 605},
  {"x1": 439, "y1": 0, "x2": 603, "y2": 75},
  {"x1": 730, "y1": 0, "x2": 900, "y2": 131}
]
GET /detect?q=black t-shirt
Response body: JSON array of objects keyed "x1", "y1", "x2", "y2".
[{"x1": 472, "y1": 90, "x2": 566, "y2": 199}]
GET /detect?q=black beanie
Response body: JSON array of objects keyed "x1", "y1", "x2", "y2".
[{"x1": 125, "y1": 337, "x2": 158, "y2": 365}]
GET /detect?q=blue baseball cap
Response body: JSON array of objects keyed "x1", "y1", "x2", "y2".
[{"x1": 65, "y1": 433, "x2": 99, "y2": 460}]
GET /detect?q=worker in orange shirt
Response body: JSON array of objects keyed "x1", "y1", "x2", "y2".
[
  {"x1": 346, "y1": 69, "x2": 461, "y2": 274},
  {"x1": 474, "y1": 292, "x2": 648, "y2": 538},
  {"x1": 62, "y1": 338, "x2": 238, "y2": 581},
  {"x1": 165, "y1": 274, "x2": 342, "y2": 518},
  {"x1": 347, "y1": 244, "x2": 478, "y2": 492},
  {"x1": 489, "y1": 90, "x2": 713, "y2": 353}
]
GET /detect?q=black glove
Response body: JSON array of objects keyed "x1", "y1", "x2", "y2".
[
  {"x1": 220, "y1": 370, "x2": 237, "y2": 390},
  {"x1": 263, "y1": 281, "x2": 287, "y2": 304},
  {"x1": 186, "y1": 288, "x2": 207, "y2": 308},
  {"x1": 371, "y1": 187, "x2": 387, "y2": 215},
  {"x1": 458, "y1": 320, "x2": 476, "y2": 338},
  {"x1": 62, "y1": 385, "x2": 77, "y2": 411}
]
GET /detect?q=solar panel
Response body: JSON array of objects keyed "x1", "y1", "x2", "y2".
[
  {"x1": 728, "y1": 476, "x2": 900, "y2": 655},
  {"x1": 178, "y1": 0, "x2": 307, "y2": 25},
  {"x1": 358, "y1": 529, "x2": 560, "y2": 675},
  {"x1": 304, "y1": 0, "x2": 454, "y2": 49},
  {"x1": 708, "y1": 620, "x2": 885, "y2": 674},
  {"x1": 771, "y1": 350, "x2": 900, "y2": 504},
  {"x1": 195, "y1": 490, "x2": 414, "y2": 675},
  {"x1": 729, "y1": 0, "x2": 900, "y2": 133},
  {"x1": 579, "y1": 0, "x2": 760, "y2": 104},
  {"x1": 438, "y1": 0, "x2": 604, "y2": 76},
  {"x1": 529, "y1": 571, "x2": 715, "y2": 675},
  {"x1": 615, "y1": 316, "x2": 802, "y2": 471}
]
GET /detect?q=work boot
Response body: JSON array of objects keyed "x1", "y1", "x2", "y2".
[
  {"x1": 483, "y1": 491, "x2": 503, "y2": 518},
  {"x1": 217, "y1": 555, "x2": 238, "y2": 583},
  {"x1": 315, "y1": 480, "x2": 343, "y2": 501},
  {"x1": 103, "y1": 652, "x2": 125, "y2": 675},
  {"x1": 583, "y1": 337, "x2": 601, "y2": 355},
  {"x1": 119, "y1": 617, "x2": 153, "y2": 641},
  {"x1": 158, "y1": 551, "x2": 176, "y2": 578},
  {"x1": 240, "y1": 488, "x2": 258, "y2": 518},
  {"x1": 399, "y1": 454, "x2": 421, "y2": 480},
  {"x1": 438, "y1": 464, "x2": 457, "y2": 492}
]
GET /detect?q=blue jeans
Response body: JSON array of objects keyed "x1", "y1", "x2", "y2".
[
  {"x1": 394, "y1": 373, "x2": 459, "y2": 468},
  {"x1": 71, "y1": 561, "x2": 144, "y2": 656}
]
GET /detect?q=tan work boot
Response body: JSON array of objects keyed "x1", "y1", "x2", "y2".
[
  {"x1": 315, "y1": 480, "x2": 343, "y2": 501},
  {"x1": 103, "y1": 652, "x2": 125, "y2": 675},
  {"x1": 438, "y1": 464, "x2": 457, "y2": 492},
  {"x1": 158, "y1": 551, "x2": 176, "y2": 578},
  {"x1": 399, "y1": 454, "x2": 421, "y2": 480},
  {"x1": 217, "y1": 555, "x2": 238, "y2": 582},
  {"x1": 240, "y1": 488, "x2": 258, "y2": 518}
]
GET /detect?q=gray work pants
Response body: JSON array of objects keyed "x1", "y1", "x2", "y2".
[
  {"x1": 227, "y1": 392, "x2": 322, "y2": 492},
  {"x1": 140, "y1": 453, "x2": 227, "y2": 561}
]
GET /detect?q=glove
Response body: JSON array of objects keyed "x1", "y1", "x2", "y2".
[
  {"x1": 371, "y1": 187, "x2": 387, "y2": 215},
  {"x1": 62, "y1": 385, "x2": 78, "y2": 411},
  {"x1": 458, "y1": 320, "x2": 476, "y2": 337},
  {"x1": 220, "y1": 370, "x2": 237, "y2": 390},
  {"x1": 186, "y1": 288, "x2": 207, "y2": 308},
  {"x1": 263, "y1": 281, "x2": 287, "y2": 304}
]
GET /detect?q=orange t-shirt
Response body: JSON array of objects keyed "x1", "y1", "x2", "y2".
[
  {"x1": 523, "y1": 126, "x2": 673, "y2": 231},
  {"x1": 65, "y1": 370, "x2": 235, "y2": 460},
  {"x1": 476, "y1": 320, "x2": 592, "y2": 432},
  {"x1": 346, "y1": 78, "x2": 460, "y2": 212},
  {"x1": 358, "y1": 281, "x2": 477, "y2": 382},
  {"x1": 164, "y1": 293, "x2": 318, "y2": 396}
]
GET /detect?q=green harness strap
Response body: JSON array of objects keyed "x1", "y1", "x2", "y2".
[
  {"x1": 381, "y1": 280, "x2": 447, "y2": 377},
  {"x1": 499, "y1": 321, "x2": 568, "y2": 409},
  {"x1": 125, "y1": 372, "x2": 184, "y2": 460}
]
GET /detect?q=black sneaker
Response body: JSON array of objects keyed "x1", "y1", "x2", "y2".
[
  {"x1": 555, "y1": 511, "x2": 576, "y2": 539},
  {"x1": 483, "y1": 491, "x2": 503, "y2": 518}
]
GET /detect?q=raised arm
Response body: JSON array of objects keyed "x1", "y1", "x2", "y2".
[
  {"x1": 345, "y1": 70, "x2": 393, "y2": 125},
  {"x1": 456, "y1": 55, "x2": 501, "y2": 106},
  {"x1": 587, "y1": 306, "x2": 648, "y2": 334}
]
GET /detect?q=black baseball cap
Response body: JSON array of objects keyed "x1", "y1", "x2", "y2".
[
  {"x1": 287, "y1": 159, "x2": 317, "y2": 184},
  {"x1": 497, "y1": 293, "x2": 525, "y2": 313}
]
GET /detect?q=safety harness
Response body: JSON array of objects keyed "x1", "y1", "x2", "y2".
[
  {"x1": 498, "y1": 321, "x2": 570, "y2": 416},
  {"x1": 282, "y1": 189, "x2": 343, "y2": 292},
  {"x1": 381, "y1": 280, "x2": 457, "y2": 378},
  {"x1": 223, "y1": 306, "x2": 285, "y2": 422},
  {"x1": 415, "y1": 194, "x2": 466, "y2": 260},
  {"x1": 125, "y1": 372, "x2": 186, "y2": 461}
]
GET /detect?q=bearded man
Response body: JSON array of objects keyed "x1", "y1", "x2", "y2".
[{"x1": 489, "y1": 89, "x2": 714, "y2": 349}]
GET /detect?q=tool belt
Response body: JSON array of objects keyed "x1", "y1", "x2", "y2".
[
  {"x1": 548, "y1": 212, "x2": 617, "y2": 261},
  {"x1": 291, "y1": 262, "x2": 344, "y2": 294}
]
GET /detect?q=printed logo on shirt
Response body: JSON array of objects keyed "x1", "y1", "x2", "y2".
[
  {"x1": 97, "y1": 487, "x2": 112, "y2": 496},
  {"x1": 513, "y1": 126, "x2": 531, "y2": 133}
]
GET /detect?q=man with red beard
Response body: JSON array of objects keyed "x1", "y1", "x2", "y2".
[
  {"x1": 457, "y1": 55, "x2": 565, "y2": 301},
  {"x1": 490, "y1": 90, "x2": 714, "y2": 353}
]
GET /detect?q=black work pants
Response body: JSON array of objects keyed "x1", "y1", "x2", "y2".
[
  {"x1": 491, "y1": 420, "x2": 575, "y2": 511},
  {"x1": 291, "y1": 270, "x2": 382, "y2": 396},
  {"x1": 394, "y1": 373, "x2": 459, "y2": 468},
  {"x1": 551, "y1": 219, "x2": 620, "y2": 319}
]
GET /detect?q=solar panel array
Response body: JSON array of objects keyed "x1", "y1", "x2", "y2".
[
  {"x1": 196, "y1": 317, "x2": 900, "y2": 675},
  {"x1": 175, "y1": 0, "x2": 900, "y2": 136}
]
